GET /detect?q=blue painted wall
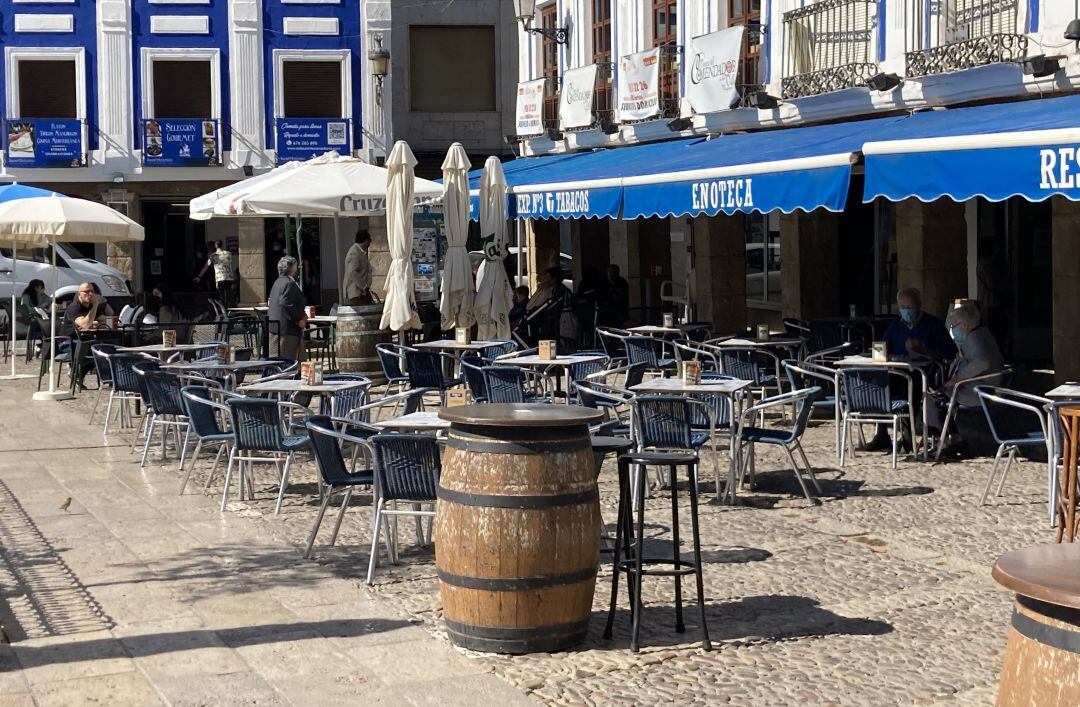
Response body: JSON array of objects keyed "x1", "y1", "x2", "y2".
[
  {"x1": 262, "y1": 0, "x2": 364, "y2": 151},
  {"x1": 0, "y1": 0, "x2": 100, "y2": 149},
  {"x1": 131, "y1": 0, "x2": 232, "y2": 150}
]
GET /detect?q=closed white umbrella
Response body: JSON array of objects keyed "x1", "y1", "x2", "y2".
[
  {"x1": 0, "y1": 196, "x2": 144, "y2": 401},
  {"x1": 475, "y1": 156, "x2": 512, "y2": 340},
  {"x1": 439, "y1": 143, "x2": 475, "y2": 331},
  {"x1": 379, "y1": 141, "x2": 421, "y2": 332}
]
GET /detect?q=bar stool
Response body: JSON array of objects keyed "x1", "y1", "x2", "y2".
[
  {"x1": 604, "y1": 450, "x2": 710, "y2": 652},
  {"x1": 590, "y1": 435, "x2": 633, "y2": 556}
]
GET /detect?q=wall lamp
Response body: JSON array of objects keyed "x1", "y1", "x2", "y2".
[
  {"x1": 866, "y1": 72, "x2": 902, "y2": 92},
  {"x1": 514, "y1": 0, "x2": 570, "y2": 45},
  {"x1": 1021, "y1": 55, "x2": 1061, "y2": 78},
  {"x1": 368, "y1": 33, "x2": 390, "y2": 105}
]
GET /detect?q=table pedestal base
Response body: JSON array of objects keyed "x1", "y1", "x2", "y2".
[{"x1": 997, "y1": 596, "x2": 1080, "y2": 706}]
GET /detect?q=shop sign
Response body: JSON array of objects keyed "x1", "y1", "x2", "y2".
[
  {"x1": 142, "y1": 119, "x2": 219, "y2": 166},
  {"x1": 515, "y1": 79, "x2": 547, "y2": 137},
  {"x1": 617, "y1": 48, "x2": 660, "y2": 122},
  {"x1": 276, "y1": 118, "x2": 350, "y2": 163},
  {"x1": 511, "y1": 187, "x2": 621, "y2": 219},
  {"x1": 4, "y1": 119, "x2": 83, "y2": 168},
  {"x1": 559, "y1": 64, "x2": 598, "y2": 130},
  {"x1": 685, "y1": 26, "x2": 744, "y2": 114}
]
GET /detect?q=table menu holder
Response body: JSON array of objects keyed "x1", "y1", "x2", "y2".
[
  {"x1": 539, "y1": 340, "x2": 557, "y2": 360},
  {"x1": 455, "y1": 327, "x2": 471, "y2": 345},
  {"x1": 662, "y1": 312, "x2": 675, "y2": 328},
  {"x1": 162, "y1": 330, "x2": 177, "y2": 348},
  {"x1": 872, "y1": 341, "x2": 888, "y2": 362},
  {"x1": 681, "y1": 360, "x2": 701, "y2": 385},
  {"x1": 446, "y1": 388, "x2": 468, "y2": 407},
  {"x1": 216, "y1": 344, "x2": 231, "y2": 362},
  {"x1": 756, "y1": 324, "x2": 770, "y2": 341}
]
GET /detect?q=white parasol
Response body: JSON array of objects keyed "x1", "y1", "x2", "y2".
[
  {"x1": 438, "y1": 143, "x2": 475, "y2": 331},
  {"x1": 474, "y1": 156, "x2": 512, "y2": 340},
  {"x1": 379, "y1": 141, "x2": 421, "y2": 332}
]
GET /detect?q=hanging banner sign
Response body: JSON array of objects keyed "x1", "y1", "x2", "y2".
[
  {"x1": 617, "y1": 48, "x2": 660, "y2": 122},
  {"x1": 142, "y1": 119, "x2": 219, "y2": 166},
  {"x1": 4, "y1": 119, "x2": 83, "y2": 168},
  {"x1": 685, "y1": 26, "x2": 744, "y2": 114},
  {"x1": 515, "y1": 78, "x2": 547, "y2": 137},
  {"x1": 559, "y1": 64, "x2": 599, "y2": 130},
  {"x1": 275, "y1": 118, "x2": 350, "y2": 164}
]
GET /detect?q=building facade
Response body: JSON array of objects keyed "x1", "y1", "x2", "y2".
[
  {"x1": 0, "y1": 0, "x2": 517, "y2": 304},
  {"x1": 509, "y1": 0, "x2": 1080, "y2": 379}
]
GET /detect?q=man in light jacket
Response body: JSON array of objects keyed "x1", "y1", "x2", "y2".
[
  {"x1": 343, "y1": 229, "x2": 373, "y2": 305},
  {"x1": 268, "y1": 256, "x2": 306, "y2": 361}
]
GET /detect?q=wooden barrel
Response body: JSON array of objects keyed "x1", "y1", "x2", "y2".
[
  {"x1": 993, "y1": 544, "x2": 1080, "y2": 706},
  {"x1": 335, "y1": 304, "x2": 389, "y2": 380},
  {"x1": 435, "y1": 404, "x2": 605, "y2": 654}
]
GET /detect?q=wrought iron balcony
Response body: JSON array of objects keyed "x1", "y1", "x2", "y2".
[
  {"x1": 781, "y1": 0, "x2": 880, "y2": 99},
  {"x1": 905, "y1": 0, "x2": 1027, "y2": 78}
]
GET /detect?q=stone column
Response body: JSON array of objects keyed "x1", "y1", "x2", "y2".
[
  {"x1": 693, "y1": 214, "x2": 746, "y2": 333},
  {"x1": 895, "y1": 199, "x2": 967, "y2": 318},
  {"x1": 780, "y1": 210, "x2": 839, "y2": 319},
  {"x1": 525, "y1": 219, "x2": 560, "y2": 292},
  {"x1": 364, "y1": 216, "x2": 392, "y2": 299},
  {"x1": 236, "y1": 219, "x2": 266, "y2": 304},
  {"x1": 1053, "y1": 197, "x2": 1080, "y2": 382},
  {"x1": 102, "y1": 189, "x2": 136, "y2": 283},
  {"x1": 609, "y1": 219, "x2": 641, "y2": 311}
]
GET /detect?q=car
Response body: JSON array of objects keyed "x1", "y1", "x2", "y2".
[
  {"x1": 468, "y1": 247, "x2": 573, "y2": 290},
  {"x1": 0, "y1": 243, "x2": 133, "y2": 312}
]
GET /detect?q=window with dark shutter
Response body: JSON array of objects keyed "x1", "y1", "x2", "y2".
[
  {"x1": 17, "y1": 60, "x2": 77, "y2": 118},
  {"x1": 282, "y1": 61, "x2": 343, "y2": 118},
  {"x1": 153, "y1": 61, "x2": 212, "y2": 118}
]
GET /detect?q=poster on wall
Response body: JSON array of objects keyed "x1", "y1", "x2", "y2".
[
  {"x1": 143, "y1": 119, "x2": 219, "y2": 166},
  {"x1": 685, "y1": 26, "x2": 745, "y2": 114},
  {"x1": 514, "y1": 79, "x2": 547, "y2": 137},
  {"x1": 559, "y1": 64, "x2": 599, "y2": 130},
  {"x1": 617, "y1": 47, "x2": 661, "y2": 122},
  {"x1": 413, "y1": 205, "x2": 444, "y2": 302},
  {"x1": 275, "y1": 118, "x2": 350, "y2": 164},
  {"x1": 5, "y1": 119, "x2": 83, "y2": 167}
]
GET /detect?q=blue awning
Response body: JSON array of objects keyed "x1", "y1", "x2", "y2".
[{"x1": 863, "y1": 94, "x2": 1080, "y2": 204}]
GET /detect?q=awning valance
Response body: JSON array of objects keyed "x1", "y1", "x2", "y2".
[{"x1": 862, "y1": 94, "x2": 1080, "y2": 204}]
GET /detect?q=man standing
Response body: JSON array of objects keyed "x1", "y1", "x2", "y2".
[
  {"x1": 342, "y1": 229, "x2": 373, "y2": 305},
  {"x1": 268, "y1": 256, "x2": 307, "y2": 361},
  {"x1": 194, "y1": 241, "x2": 235, "y2": 309}
]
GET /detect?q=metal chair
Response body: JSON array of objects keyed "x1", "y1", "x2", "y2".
[
  {"x1": 104, "y1": 352, "x2": 157, "y2": 438},
  {"x1": 975, "y1": 386, "x2": 1051, "y2": 506},
  {"x1": 624, "y1": 335, "x2": 677, "y2": 377},
  {"x1": 88, "y1": 343, "x2": 118, "y2": 425},
  {"x1": 459, "y1": 354, "x2": 487, "y2": 402},
  {"x1": 366, "y1": 433, "x2": 441, "y2": 584},
  {"x1": 223, "y1": 397, "x2": 311, "y2": 513},
  {"x1": 838, "y1": 367, "x2": 915, "y2": 470},
  {"x1": 480, "y1": 340, "x2": 517, "y2": 360},
  {"x1": 304, "y1": 415, "x2": 380, "y2": 558},
  {"x1": 672, "y1": 340, "x2": 720, "y2": 372},
  {"x1": 179, "y1": 386, "x2": 236, "y2": 495},
  {"x1": 481, "y1": 365, "x2": 548, "y2": 404},
  {"x1": 932, "y1": 366, "x2": 1014, "y2": 461},
  {"x1": 716, "y1": 346, "x2": 784, "y2": 406},
  {"x1": 803, "y1": 342, "x2": 855, "y2": 364},
  {"x1": 630, "y1": 395, "x2": 715, "y2": 497},
  {"x1": 134, "y1": 366, "x2": 189, "y2": 467},
  {"x1": 403, "y1": 347, "x2": 460, "y2": 402},
  {"x1": 596, "y1": 326, "x2": 630, "y2": 366},
  {"x1": 784, "y1": 359, "x2": 843, "y2": 458},
  {"x1": 733, "y1": 387, "x2": 823, "y2": 504}
]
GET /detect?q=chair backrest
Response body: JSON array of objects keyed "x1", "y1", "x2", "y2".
[
  {"x1": 460, "y1": 354, "x2": 487, "y2": 401},
  {"x1": 332, "y1": 384, "x2": 371, "y2": 419},
  {"x1": 596, "y1": 327, "x2": 628, "y2": 360},
  {"x1": 784, "y1": 360, "x2": 836, "y2": 398},
  {"x1": 227, "y1": 397, "x2": 286, "y2": 452},
  {"x1": 306, "y1": 415, "x2": 379, "y2": 486},
  {"x1": 631, "y1": 395, "x2": 695, "y2": 450},
  {"x1": 90, "y1": 343, "x2": 118, "y2": 384},
  {"x1": 719, "y1": 348, "x2": 762, "y2": 384},
  {"x1": 975, "y1": 386, "x2": 1050, "y2": 446},
  {"x1": 808, "y1": 320, "x2": 844, "y2": 352},
  {"x1": 624, "y1": 336, "x2": 659, "y2": 368},
  {"x1": 182, "y1": 386, "x2": 230, "y2": 439},
  {"x1": 403, "y1": 348, "x2": 445, "y2": 389},
  {"x1": 481, "y1": 340, "x2": 516, "y2": 360},
  {"x1": 376, "y1": 343, "x2": 406, "y2": 381},
  {"x1": 840, "y1": 367, "x2": 897, "y2": 415},
  {"x1": 482, "y1": 365, "x2": 528, "y2": 404},
  {"x1": 267, "y1": 356, "x2": 298, "y2": 375},
  {"x1": 118, "y1": 304, "x2": 136, "y2": 326},
  {"x1": 111, "y1": 354, "x2": 157, "y2": 395},
  {"x1": 569, "y1": 354, "x2": 609, "y2": 385},
  {"x1": 138, "y1": 368, "x2": 186, "y2": 416},
  {"x1": 370, "y1": 433, "x2": 441, "y2": 502}
]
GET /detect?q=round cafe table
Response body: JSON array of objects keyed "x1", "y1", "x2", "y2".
[{"x1": 992, "y1": 543, "x2": 1080, "y2": 706}]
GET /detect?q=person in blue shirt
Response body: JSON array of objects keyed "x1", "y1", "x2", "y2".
[{"x1": 881, "y1": 287, "x2": 957, "y2": 361}]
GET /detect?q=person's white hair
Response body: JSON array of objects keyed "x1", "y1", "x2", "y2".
[
  {"x1": 277, "y1": 256, "x2": 297, "y2": 278},
  {"x1": 946, "y1": 303, "x2": 981, "y2": 329}
]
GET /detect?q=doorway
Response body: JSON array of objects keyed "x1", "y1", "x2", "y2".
[{"x1": 141, "y1": 200, "x2": 206, "y2": 298}]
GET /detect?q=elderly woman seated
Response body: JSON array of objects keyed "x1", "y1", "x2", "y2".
[{"x1": 925, "y1": 303, "x2": 1005, "y2": 455}]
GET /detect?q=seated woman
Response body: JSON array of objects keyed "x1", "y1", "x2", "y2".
[
  {"x1": 925, "y1": 303, "x2": 1005, "y2": 454},
  {"x1": 18, "y1": 279, "x2": 49, "y2": 354}
]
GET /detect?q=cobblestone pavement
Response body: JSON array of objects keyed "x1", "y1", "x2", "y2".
[{"x1": 0, "y1": 366, "x2": 1053, "y2": 705}]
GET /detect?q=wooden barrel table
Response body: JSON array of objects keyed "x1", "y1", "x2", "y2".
[
  {"x1": 992, "y1": 543, "x2": 1080, "y2": 706},
  {"x1": 435, "y1": 403, "x2": 604, "y2": 654},
  {"x1": 335, "y1": 304, "x2": 389, "y2": 380}
]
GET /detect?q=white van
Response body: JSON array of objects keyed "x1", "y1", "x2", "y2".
[{"x1": 0, "y1": 243, "x2": 133, "y2": 309}]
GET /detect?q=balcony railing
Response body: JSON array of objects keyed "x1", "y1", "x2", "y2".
[
  {"x1": 905, "y1": 0, "x2": 1027, "y2": 78},
  {"x1": 781, "y1": 0, "x2": 879, "y2": 99}
]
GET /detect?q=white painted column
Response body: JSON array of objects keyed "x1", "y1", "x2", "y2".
[
  {"x1": 361, "y1": 0, "x2": 392, "y2": 164},
  {"x1": 228, "y1": 0, "x2": 268, "y2": 169},
  {"x1": 96, "y1": 0, "x2": 135, "y2": 170}
]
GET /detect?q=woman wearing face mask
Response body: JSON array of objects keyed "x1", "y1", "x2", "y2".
[{"x1": 924, "y1": 303, "x2": 1005, "y2": 454}]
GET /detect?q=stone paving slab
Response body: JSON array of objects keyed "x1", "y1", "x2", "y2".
[{"x1": 0, "y1": 365, "x2": 1060, "y2": 705}]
